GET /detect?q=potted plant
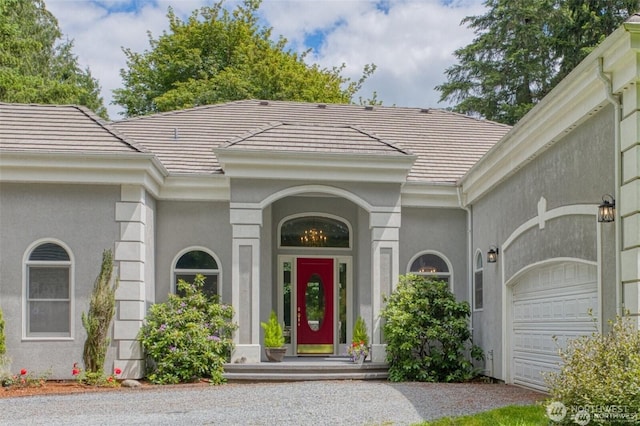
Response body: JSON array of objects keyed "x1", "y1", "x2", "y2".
[
  {"x1": 347, "y1": 316, "x2": 370, "y2": 364},
  {"x1": 261, "y1": 311, "x2": 286, "y2": 362}
]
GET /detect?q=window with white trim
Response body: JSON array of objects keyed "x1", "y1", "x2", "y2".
[
  {"x1": 25, "y1": 242, "x2": 72, "y2": 337},
  {"x1": 409, "y1": 252, "x2": 451, "y2": 285},
  {"x1": 474, "y1": 252, "x2": 483, "y2": 310},
  {"x1": 173, "y1": 249, "x2": 219, "y2": 298}
]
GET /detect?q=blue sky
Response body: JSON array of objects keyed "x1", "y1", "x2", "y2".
[{"x1": 45, "y1": 0, "x2": 486, "y2": 119}]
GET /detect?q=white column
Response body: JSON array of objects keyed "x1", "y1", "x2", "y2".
[
  {"x1": 370, "y1": 209, "x2": 401, "y2": 363},
  {"x1": 113, "y1": 185, "x2": 146, "y2": 378},
  {"x1": 620, "y1": 77, "x2": 640, "y2": 326},
  {"x1": 229, "y1": 204, "x2": 262, "y2": 363}
]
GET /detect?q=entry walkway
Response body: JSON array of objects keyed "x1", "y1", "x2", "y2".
[{"x1": 224, "y1": 355, "x2": 388, "y2": 381}]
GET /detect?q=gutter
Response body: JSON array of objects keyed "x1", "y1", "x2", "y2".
[
  {"x1": 457, "y1": 187, "x2": 474, "y2": 343},
  {"x1": 597, "y1": 57, "x2": 622, "y2": 316}
]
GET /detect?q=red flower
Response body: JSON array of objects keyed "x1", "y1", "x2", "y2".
[
  {"x1": 72, "y1": 368, "x2": 80, "y2": 376},
  {"x1": 107, "y1": 376, "x2": 113, "y2": 382},
  {"x1": 20, "y1": 369, "x2": 27, "y2": 375},
  {"x1": 114, "y1": 367, "x2": 122, "y2": 375}
]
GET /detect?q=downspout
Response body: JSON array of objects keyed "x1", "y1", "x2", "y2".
[
  {"x1": 597, "y1": 57, "x2": 622, "y2": 317},
  {"x1": 457, "y1": 186, "x2": 474, "y2": 339}
]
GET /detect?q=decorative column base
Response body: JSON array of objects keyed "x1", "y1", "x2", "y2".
[
  {"x1": 370, "y1": 344, "x2": 387, "y2": 363},
  {"x1": 231, "y1": 344, "x2": 262, "y2": 363}
]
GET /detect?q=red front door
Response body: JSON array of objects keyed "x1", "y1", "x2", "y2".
[{"x1": 296, "y1": 258, "x2": 334, "y2": 354}]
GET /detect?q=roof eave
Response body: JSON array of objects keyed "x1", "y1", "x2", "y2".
[
  {"x1": 214, "y1": 148, "x2": 417, "y2": 183},
  {"x1": 0, "y1": 150, "x2": 167, "y2": 197}
]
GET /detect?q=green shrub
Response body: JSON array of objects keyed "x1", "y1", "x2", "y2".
[
  {"x1": 347, "y1": 316, "x2": 370, "y2": 361},
  {"x1": 545, "y1": 315, "x2": 640, "y2": 424},
  {"x1": 82, "y1": 249, "x2": 118, "y2": 376},
  {"x1": 0, "y1": 306, "x2": 9, "y2": 379},
  {"x1": 261, "y1": 311, "x2": 285, "y2": 348},
  {"x1": 352, "y1": 316, "x2": 369, "y2": 346},
  {"x1": 139, "y1": 274, "x2": 236, "y2": 384},
  {"x1": 0, "y1": 306, "x2": 6, "y2": 356},
  {"x1": 381, "y1": 274, "x2": 483, "y2": 382}
]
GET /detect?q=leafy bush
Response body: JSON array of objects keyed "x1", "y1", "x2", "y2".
[
  {"x1": 352, "y1": 316, "x2": 369, "y2": 346},
  {"x1": 82, "y1": 249, "x2": 118, "y2": 375},
  {"x1": 261, "y1": 311, "x2": 284, "y2": 348},
  {"x1": 139, "y1": 274, "x2": 236, "y2": 384},
  {"x1": 347, "y1": 316, "x2": 370, "y2": 361},
  {"x1": 381, "y1": 274, "x2": 483, "y2": 382},
  {"x1": 545, "y1": 315, "x2": 640, "y2": 423},
  {"x1": 0, "y1": 307, "x2": 9, "y2": 379},
  {"x1": 0, "y1": 368, "x2": 51, "y2": 389},
  {"x1": 0, "y1": 306, "x2": 5, "y2": 356},
  {"x1": 72, "y1": 362, "x2": 120, "y2": 387}
]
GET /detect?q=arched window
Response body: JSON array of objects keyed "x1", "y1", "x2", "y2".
[
  {"x1": 280, "y1": 215, "x2": 350, "y2": 248},
  {"x1": 408, "y1": 251, "x2": 452, "y2": 285},
  {"x1": 25, "y1": 241, "x2": 73, "y2": 338},
  {"x1": 474, "y1": 251, "x2": 483, "y2": 310},
  {"x1": 173, "y1": 249, "x2": 220, "y2": 298}
]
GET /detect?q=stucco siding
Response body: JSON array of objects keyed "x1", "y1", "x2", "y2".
[
  {"x1": 399, "y1": 207, "x2": 468, "y2": 301},
  {"x1": 154, "y1": 201, "x2": 232, "y2": 303},
  {"x1": 0, "y1": 183, "x2": 120, "y2": 378},
  {"x1": 470, "y1": 105, "x2": 616, "y2": 381},
  {"x1": 230, "y1": 179, "x2": 402, "y2": 209}
]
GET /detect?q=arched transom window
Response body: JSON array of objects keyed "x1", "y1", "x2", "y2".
[
  {"x1": 280, "y1": 215, "x2": 350, "y2": 248},
  {"x1": 25, "y1": 241, "x2": 73, "y2": 338},
  {"x1": 173, "y1": 249, "x2": 219, "y2": 298},
  {"x1": 408, "y1": 252, "x2": 451, "y2": 285}
]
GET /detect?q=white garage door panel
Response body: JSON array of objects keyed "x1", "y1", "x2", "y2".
[{"x1": 510, "y1": 262, "x2": 597, "y2": 391}]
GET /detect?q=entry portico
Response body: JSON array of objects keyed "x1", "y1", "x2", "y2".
[{"x1": 217, "y1": 122, "x2": 414, "y2": 362}]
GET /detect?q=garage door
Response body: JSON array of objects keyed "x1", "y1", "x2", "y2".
[{"x1": 511, "y1": 261, "x2": 598, "y2": 391}]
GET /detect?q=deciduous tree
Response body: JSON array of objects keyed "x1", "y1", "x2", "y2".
[{"x1": 114, "y1": 0, "x2": 375, "y2": 117}]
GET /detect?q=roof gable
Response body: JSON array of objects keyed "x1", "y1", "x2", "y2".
[{"x1": 222, "y1": 122, "x2": 413, "y2": 156}]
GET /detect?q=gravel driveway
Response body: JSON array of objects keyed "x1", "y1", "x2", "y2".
[{"x1": 0, "y1": 381, "x2": 543, "y2": 425}]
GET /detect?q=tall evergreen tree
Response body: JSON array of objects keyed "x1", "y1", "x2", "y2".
[
  {"x1": 0, "y1": 0, "x2": 107, "y2": 118},
  {"x1": 113, "y1": 0, "x2": 375, "y2": 117},
  {"x1": 437, "y1": 0, "x2": 638, "y2": 125}
]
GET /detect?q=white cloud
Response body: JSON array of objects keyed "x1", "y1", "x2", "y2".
[{"x1": 45, "y1": 0, "x2": 485, "y2": 119}]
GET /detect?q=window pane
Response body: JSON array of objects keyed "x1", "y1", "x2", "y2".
[
  {"x1": 29, "y1": 301, "x2": 70, "y2": 334},
  {"x1": 29, "y1": 243, "x2": 70, "y2": 261},
  {"x1": 339, "y1": 262, "x2": 347, "y2": 344},
  {"x1": 176, "y1": 251, "x2": 217, "y2": 269},
  {"x1": 176, "y1": 273, "x2": 218, "y2": 298},
  {"x1": 281, "y1": 216, "x2": 349, "y2": 248},
  {"x1": 410, "y1": 254, "x2": 449, "y2": 273},
  {"x1": 28, "y1": 267, "x2": 69, "y2": 299},
  {"x1": 283, "y1": 262, "x2": 291, "y2": 344},
  {"x1": 474, "y1": 271, "x2": 483, "y2": 310},
  {"x1": 476, "y1": 254, "x2": 483, "y2": 269}
]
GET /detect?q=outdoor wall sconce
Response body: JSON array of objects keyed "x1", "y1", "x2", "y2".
[
  {"x1": 487, "y1": 246, "x2": 499, "y2": 263},
  {"x1": 598, "y1": 194, "x2": 615, "y2": 223}
]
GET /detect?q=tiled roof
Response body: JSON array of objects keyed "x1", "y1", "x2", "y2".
[
  {"x1": 111, "y1": 100, "x2": 510, "y2": 183},
  {"x1": 223, "y1": 122, "x2": 412, "y2": 155},
  {"x1": 0, "y1": 103, "x2": 144, "y2": 154}
]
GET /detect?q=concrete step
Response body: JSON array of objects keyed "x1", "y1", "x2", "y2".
[{"x1": 223, "y1": 357, "x2": 389, "y2": 382}]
